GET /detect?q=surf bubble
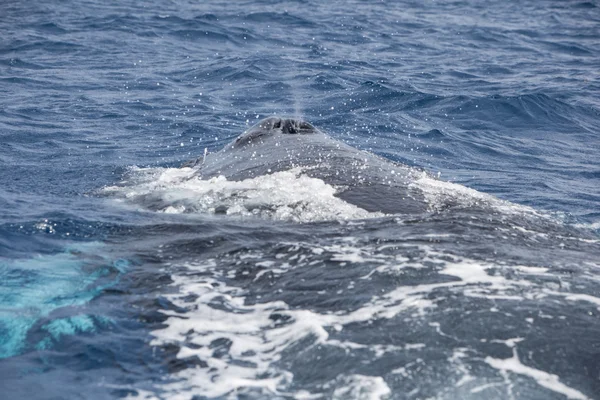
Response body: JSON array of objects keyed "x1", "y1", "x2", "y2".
[
  {"x1": 146, "y1": 260, "x2": 306, "y2": 399},
  {"x1": 103, "y1": 166, "x2": 382, "y2": 222},
  {"x1": 410, "y1": 171, "x2": 538, "y2": 215},
  {"x1": 330, "y1": 375, "x2": 391, "y2": 400},
  {"x1": 144, "y1": 254, "x2": 399, "y2": 399},
  {"x1": 136, "y1": 235, "x2": 600, "y2": 399},
  {"x1": 485, "y1": 347, "x2": 590, "y2": 400}
]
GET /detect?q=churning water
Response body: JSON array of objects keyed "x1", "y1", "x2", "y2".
[{"x1": 1, "y1": 1, "x2": 599, "y2": 399}]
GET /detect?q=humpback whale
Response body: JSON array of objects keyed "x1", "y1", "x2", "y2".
[
  {"x1": 186, "y1": 117, "x2": 427, "y2": 214},
  {"x1": 104, "y1": 118, "x2": 600, "y2": 400}
]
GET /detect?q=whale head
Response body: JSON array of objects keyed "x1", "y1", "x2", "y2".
[
  {"x1": 186, "y1": 116, "x2": 427, "y2": 214},
  {"x1": 233, "y1": 117, "x2": 320, "y2": 148}
]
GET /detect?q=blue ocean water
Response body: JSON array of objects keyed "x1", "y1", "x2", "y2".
[{"x1": 1, "y1": 0, "x2": 600, "y2": 399}]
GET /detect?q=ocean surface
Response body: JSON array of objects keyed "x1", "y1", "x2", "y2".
[{"x1": 1, "y1": 0, "x2": 600, "y2": 399}]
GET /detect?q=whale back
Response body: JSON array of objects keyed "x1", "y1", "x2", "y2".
[{"x1": 189, "y1": 117, "x2": 428, "y2": 214}]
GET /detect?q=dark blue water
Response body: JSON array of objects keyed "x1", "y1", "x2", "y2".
[{"x1": 1, "y1": 1, "x2": 600, "y2": 399}]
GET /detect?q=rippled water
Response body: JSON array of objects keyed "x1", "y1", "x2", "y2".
[{"x1": 1, "y1": 1, "x2": 599, "y2": 399}]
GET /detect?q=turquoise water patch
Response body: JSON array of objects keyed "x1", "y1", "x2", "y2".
[
  {"x1": 36, "y1": 315, "x2": 109, "y2": 351},
  {"x1": 0, "y1": 242, "x2": 127, "y2": 359}
]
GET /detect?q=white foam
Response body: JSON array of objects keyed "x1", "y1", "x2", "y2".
[
  {"x1": 102, "y1": 164, "x2": 573, "y2": 231},
  {"x1": 331, "y1": 375, "x2": 391, "y2": 400},
  {"x1": 103, "y1": 166, "x2": 381, "y2": 223},
  {"x1": 149, "y1": 259, "x2": 334, "y2": 399},
  {"x1": 140, "y1": 231, "x2": 597, "y2": 398},
  {"x1": 411, "y1": 172, "x2": 539, "y2": 215},
  {"x1": 143, "y1": 240, "x2": 549, "y2": 398},
  {"x1": 152, "y1": 274, "x2": 291, "y2": 398},
  {"x1": 485, "y1": 348, "x2": 589, "y2": 400},
  {"x1": 543, "y1": 290, "x2": 600, "y2": 310},
  {"x1": 573, "y1": 220, "x2": 600, "y2": 231}
]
